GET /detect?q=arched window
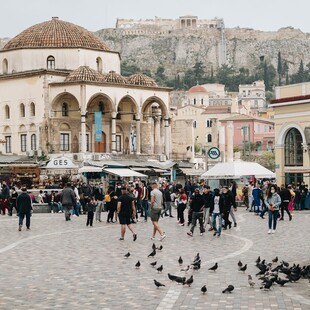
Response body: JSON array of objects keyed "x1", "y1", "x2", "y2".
[
  {"x1": 193, "y1": 98, "x2": 196, "y2": 105},
  {"x1": 47, "y1": 56, "x2": 55, "y2": 69},
  {"x1": 5, "y1": 105, "x2": 10, "y2": 119},
  {"x1": 96, "y1": 57, "x2": 102, "y2": 73},
  {"x1": 20, "y1": 103, "x2": 25, "y2": 117},
  {"x1": 30, "y1": 102, "x2": 35, "y2": 117},
  {"x1": 62, "y1": 102, "x2": 69, "y2": 117},
  {"x1": 201, "y1": 98, "x2": 204, "y2": 105},
  {"x1": 3, "y1": 59, "x2": 8, "y2": 74},
  {"x1": 31, "y1": 134, "x2": 37, "y2": 151},
  {"x1": 285, "y1": 128, "x2": 303, "y2": 166},
  {"x1": 207, "y1": 134, "x2": 212, "y2": 143},
  {"x1": 193, "y1": 120, "x2": 197, "y2": 128}
]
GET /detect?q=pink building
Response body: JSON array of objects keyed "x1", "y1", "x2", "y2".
[{"x1": 220, "y1": 114, "x2": 274, "y2": 153}]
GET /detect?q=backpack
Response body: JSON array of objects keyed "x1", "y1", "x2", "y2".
[{"x1": 104, "y1": 194, "x2": 111, "y2": 203}]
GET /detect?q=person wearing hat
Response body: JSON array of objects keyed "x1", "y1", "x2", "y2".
[
  {"x1": 210, "y1": 188, "x2": 224, "y2": 237},
  {"x1": 187, "y1": 188, "x2": 205, "y2": 237}
]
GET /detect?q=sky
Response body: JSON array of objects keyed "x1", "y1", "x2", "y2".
[{"x1": 1, "y1": 0, "x2": 310, "y2": 38}]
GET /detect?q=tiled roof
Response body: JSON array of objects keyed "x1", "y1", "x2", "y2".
[
  {"x1": 2, "y1": 17, "x2": 110, "y2": 51},
  {"x1": 127, "y1": 73, "x2": 158, "y2": 87},
  {"x1": 65, "y1": 66, "x2": 105, "y2": 83},
  {"x1": 188, "y1": 85, "x2": 207, "y2": 93},
  {"x1": 103, "y1": 71, "x2": 128, "y2": 84}
]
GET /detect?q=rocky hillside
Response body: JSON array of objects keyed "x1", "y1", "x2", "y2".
[{"x1": 96, "y1": 26, "x2": 310, "y2": 77}]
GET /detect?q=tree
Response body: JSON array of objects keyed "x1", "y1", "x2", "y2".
[
  {"x1": 192, "y1": 61, "x2": 205, "y2": 84},
  {"x1": 277, "y1": 51, "x2": 282, "y2": 86},
  {"x1": 121, "y1": 62, "x2": 141, "y2": 76},
  {"x1": 296, "y1": 60, "x2": 305, "y2": 83},
  {"x1": 154, "y1": 66, "x2": 167, "y2": 85}
]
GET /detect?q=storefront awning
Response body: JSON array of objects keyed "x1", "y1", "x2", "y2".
[
  {"x1": 103, "y1": 168, "x2": 147, "y2": 178},
  {"x1": 78, "y1": 166, "x2": 103, "y2": 173},
  {"x1": 181, "y1": 168, "x2": 206, "y2": 176}
]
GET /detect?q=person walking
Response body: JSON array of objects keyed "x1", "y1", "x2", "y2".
[
  {"x1": 264, "y1": 184, "x2": 281, "y2": 234},
  {"x1": 140, "y1": 181, "x2": 149, "y2": 222},
  {"x1": 187, "y1": 188, "x2": 205, "y2": 237},
  {"x1": 116, "y1": 187, "x2": 137, "y2": 241},
  {"x1": 86, "y1": 196, "x2": 96, "y2": 227},
  {"x1": 17, "y1": 187, "x2": 32, "y2": 231},
  {"x1": 9, "y1": 187, "x2": 19, "y2": 216},
  {"x1": 163, "y1": 185, "x2": 173, "y2": 217},
  {"x1": 177, "y1": 189, "x2": 187, "y2": 226},
  {"x1": 221, "y1": 186, "x2": 233, "y2": 230},
  {"x1": 60, "y1": 183, "x2": 76, "y2": 221},
  {"x1": 252, "y1": 183, "x2": 263, "y2": 215},
  {"x1": 279, "y1": 184, "x2": 292, "y2": 221},
  {"x1": 202, "y1": 185, "x2": 213, "y2": 231},
  {"x1": 150, "y1": 182, "x2": 166, "y2": 241},
  {"x1": 106, "y1": 186, "x2": 118, "y2": 223},
  {"x1": 210, "y1": 188, "x2": 224, "y2": 237},
  {"x1": 0, "y1": 180, "x2": 10, "y2": 215}
]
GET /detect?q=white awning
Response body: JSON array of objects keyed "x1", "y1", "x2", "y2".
[
  {"x1": 103, "y1": 168, "x2": 147, "y2": 178},
  {"x1": 78, "y1": 166, "x2": 102, "y2": 173},
  {"x1": 181, "y1": 168, "x2": 206, "y2": 176}
]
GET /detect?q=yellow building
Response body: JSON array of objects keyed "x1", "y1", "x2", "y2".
[{"x1": 271, "y1": 82, "x2": 310, "y2": 185}]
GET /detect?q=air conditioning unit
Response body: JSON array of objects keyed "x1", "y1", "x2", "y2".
[
  {"x1": 92, "y1": 154, "x2": 101, "y2": 161},
  {"x1": 73, "y1": 153, "x2": 83, "y2": 161},
  {"x1": 159, "y1": 154, "x2": 166, "y2": 162}
]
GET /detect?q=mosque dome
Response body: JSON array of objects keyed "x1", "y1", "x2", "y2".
[
  {"x1": 65, "y1": 66, "x2": 105, "y2": 83},
  {"x1": 2, "y1": 17, "x2": 110, "y2": 51},
  {"x1": 127, "y1": 73, "x2": 158, "y2": 87},
  {"x1": 188, "y1": 85, "x2": 207, "y2": 93},
  {"x1": 103, "y1": 71, "x2": 127, "y2": 84}
]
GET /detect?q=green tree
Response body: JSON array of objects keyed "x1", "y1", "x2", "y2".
[
  {"x1": 121, "y1": 62, "x2": 141, "y2": 76},
  {"x1": 277, "y1": 51, "x2": 282, "y2": 86},
  {"x1": 154, "y1": 66, "x2": 167, "y2": 85},
  {"x1": 192, "y1": 61, "x2": 205, "y2": 84}
]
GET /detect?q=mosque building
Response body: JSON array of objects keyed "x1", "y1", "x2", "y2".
[{"x1": 0, "y1": 17, "x2": 171, "y2": 161}]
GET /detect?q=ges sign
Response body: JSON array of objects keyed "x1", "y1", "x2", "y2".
[{"x1": 53, "y1": 159, "x2": 68, "y2": 166}]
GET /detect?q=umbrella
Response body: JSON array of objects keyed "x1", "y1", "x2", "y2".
[{"x1": 201, "y1": 161, "x2": 275, "y2": 179}]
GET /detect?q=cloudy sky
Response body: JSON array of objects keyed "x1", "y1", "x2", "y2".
[{"x1": 1, "y1": 0, "x2": 310, "y2": 37}]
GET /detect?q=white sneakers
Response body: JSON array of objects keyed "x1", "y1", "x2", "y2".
[
  {"x1": 268, "y1": 229, "x2": 276, "y2": 234},
  {"x1": 158, "y1": 233, "x2": 166, "y2": 241}
]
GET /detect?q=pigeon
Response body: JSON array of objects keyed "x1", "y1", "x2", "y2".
[
  {"x1": 157, "y1": 245, "x2": 163, "y2": 251},
  {"x1": 135, "y1": 260, "x2": 141, "y2": 269},
  {"x1": 192, "y1": 264, "x2": 201, "y2": 271},
  {"x1": 248, "y1": 275, "x2": 255, "y2": 287},
  {"x1": 168, "y1": 273, "x2": 178, "y2": 281},
  {"x1": 222, "y1": 285, "x2": 234, "y2": 293},
  {"x1": 154, "y1": 279, "x2": 165, "y2": 288},
  {"x1": 281, "y1": 260, "x2": 289, "y2": 267},
  {"x1": 201, "y1": 285, "x2": 207, "y2": 294},
  {"x1": 272, "y1": 256, "x2": 278, "y2": 264},
  {"x1": 181, "y1": 265, "x2": 190, "y2": 272},
  {"x1": 175, "y1": 276, "x2": 186, "y2": 284},
  {"x1": 183, "y1": 275, "x2": 194, "y2": 287},
  {"x1": 260, "y1": 279, "x2": 273, "y2": 290},
  {"x1": 239, "y1": 264, "x2": 247, "y2": 273},
  {"x1": 191, "y1": 259, "x2": 201, "y2": 267},
  {"x1": 238, "y1": 260, "x2": 243, "y2": 268},
  {"x1": 152, "y1": 243, "x2": 157, "y2": 250},
  {"x1": 157, "y1": 265, "x2": 163, "y2": 273},
  {"x1": 194, "y1": 253, "x2": 200, "y2": 262},
  {"x1": 124, "y1": 252, "x2": 130, "y2": 258},
  {"x1": 208, "y1": 262, "x2": 218, "y2": 272},
  {"x1": 256, "y1": 256, "x2": 261, "y2": 264},
  {"x1": 276, "y1": 278, "x2": 290, "y2": 286},
  {"x1": 150, "y1": 261, "x2": 157, "y2": 267},
  {"x1": 148, "y1": 249, "x2": 156, "y2": 258},
  {"x1": 178, "y1": 256, "x2": 183, "y2": 265}
]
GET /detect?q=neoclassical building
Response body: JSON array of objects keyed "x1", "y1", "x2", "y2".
[
  {"x1": 272, "y1": 82, "x2": 310, "y2": 185},
  {"x1": 0, "y1": 17, "x2": 171, "y2": 160}
]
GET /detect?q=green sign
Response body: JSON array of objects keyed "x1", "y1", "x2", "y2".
[{"x1": 208, "y1": 147, "x2": 220, "y2": 159}]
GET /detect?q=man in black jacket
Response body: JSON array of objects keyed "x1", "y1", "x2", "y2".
[
  {"x1": 187, "y1": 188, "x2": 205, "y2": 237},
  {"x1": 0, "y1": 180, "x2": 10, "y2": 215},
  {"x1": 17, "y1": 187, "x2": 32, "y2": 231},
  {"x1": 279, "y1": 184, "x2": 292, "y2": 221},
  {"x1": 221, "y1": 186, "x2": 233, "y2": 230},
  {"x1": 60, "y1": 183, "x2": 76, "y2": 221},
  {"x1": 202, "y1": 185, "x2": 213, "y2": 231}
]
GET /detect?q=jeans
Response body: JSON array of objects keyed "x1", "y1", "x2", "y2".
[
  {"x1": 96, "y1": 202, "x2": 102, "y2": 221},
  {"x1": 87, "y1": 211, "x2": 94, "y2": 226},
  {"x1": 211, "y1": 213, "x2": 222, "y2": 235},
  {"x1": 268, "y1": 210, "x2": 279, "y2": 230},
  {"x1": 141, "y1": 200, "x2": 149, "y2": 221},
  {"x1": 19, "y1": 211, "x2": 31, "y2": 228},
  {"x1": 72, "y1": 201, "x2": 81, "y2": 216},
  {"x1": 63, "y1": 205, "x2": 72, "y2": 221},
  {"x1": 163, "y1": 202, "x2": 172, "y2": 216},
  {"x1": 190, "y1": 211, "x2": 204, "y2": 234},
  {"x1": 229, "y1": 206, "x2": 236, "y2": 224}
]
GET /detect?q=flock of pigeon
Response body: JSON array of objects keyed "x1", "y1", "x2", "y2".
[{"x1": 124, "y1": 246, "x2": 310, "y2": 296}]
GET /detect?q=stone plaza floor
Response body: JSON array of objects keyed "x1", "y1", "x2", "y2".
[{"x1": 0, "y1": 208, "x2": 309, "y2": 309}]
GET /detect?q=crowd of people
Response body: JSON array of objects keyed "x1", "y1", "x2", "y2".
[{"x1": 0, "y1": 178, "x2": 308, "y2": 236}]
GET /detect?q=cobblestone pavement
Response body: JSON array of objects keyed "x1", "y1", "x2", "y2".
[{"x1": 0, "y1": 209, "x2": 310, "y2": 309}]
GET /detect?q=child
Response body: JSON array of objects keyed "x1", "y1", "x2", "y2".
[{"x1": 86, "y1": 197, "x2": 97, "y2": 227}]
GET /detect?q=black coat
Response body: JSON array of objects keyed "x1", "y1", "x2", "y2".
[
  {"x1": 221, "y1": 192, "x2": 234, "y2": 212},
  {"x1": 16, "y1": 192, "x2": 32, "y2": 213}
]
